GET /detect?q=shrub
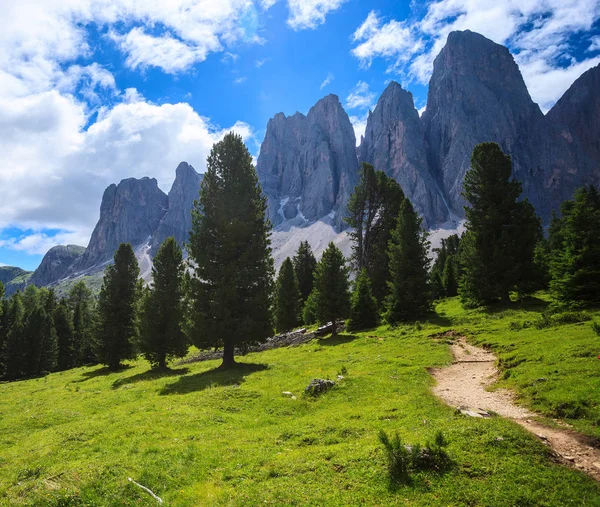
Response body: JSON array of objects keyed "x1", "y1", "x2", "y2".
[
  {"x1": 590, "y1": 321, "x2": 600, "y2": 336},
  {"x1": 378, "y1": 430, "x2": 452, "y2": 485},
  {"x1": 534, "y1": 311, "x2": 591, "y2": 329}
]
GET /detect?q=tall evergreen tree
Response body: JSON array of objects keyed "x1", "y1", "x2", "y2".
[
  {"x1": 385, "y1": 199, "x2": 431, "y2": 324},
  {"x1": 550, "y1": 185, "x2": 600, "y2": 304},
  {"x1": 24, "y1": 303, "x2": 57, "y2": 375},
  {"x1": 293, "y1": 241, "x2": 317, "y2": 305},
  {"x1": 54, "y1": 300, "x2": 75, "y2": 371},
  {"x1": 96, "y1": 243, "x2": 140, "y2": 370},
  {"x1": 310, "y1": 242, "x2": 350, "y2": 336},
  {"x1": 348, "y1": 269, "x2": 379, "y2": 332},
  {"x1": 1, "y1": 292, "x2": 25, "y2": 380},
  {"x1": 140, "y1": 237, "x2": 188, "y2": 369},
  {"x1": 274, "y1": 257, "x2": 301, "y2": 333},
  {"x1": 188, "y1": 132, "x2": 274, "y2": 368},
  {"x1": 346, "y1": 163, "x2": 405, "y2": 304},
  {"x1": 460, "y1": 142, "x2": 542, "y2": 307},
  {"x1": 430, "y1": 234, "x2": 461, "y2": 299},
  {"x1": 69, "y1": 281, "x2": 95, "y2": 365},
  {"x1": 442, "y1": 256, "x2": 458, "y2": 297}
]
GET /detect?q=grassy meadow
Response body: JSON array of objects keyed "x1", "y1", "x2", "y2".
[{"x1": 1, "y1": 294, "x2": 600, "y2": 506}]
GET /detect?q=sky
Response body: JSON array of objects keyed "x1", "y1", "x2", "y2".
[{"x1": 1, "y1": 0, "x2": 599, "y2": 271}]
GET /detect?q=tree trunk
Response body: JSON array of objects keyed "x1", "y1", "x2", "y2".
[{"x1": 221, "y1": 340, "x2": 236, "y2": 368}]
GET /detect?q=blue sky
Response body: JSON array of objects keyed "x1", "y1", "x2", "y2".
[{"x1": 1, "y1": 0, "x2": 599, "y2": 271}]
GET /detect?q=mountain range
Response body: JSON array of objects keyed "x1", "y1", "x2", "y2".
[{"x1": 2, "y1": 30, "x2": 599, "y2": 295}]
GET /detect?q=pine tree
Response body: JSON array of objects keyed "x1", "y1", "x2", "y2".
[
  {"x1": 188, "y1": 132, "x2": 274, "y2": 368},
  {"x1": 348, "y1": 269, "x2": 379, "y2": 332},
  {"x1": 1, "y1": 292, "x2": 26, "y2": 380},
  {"x1": 24, "y1": 303, "x2": 57, "y2": 375},
  {"x1": 460, "y1": 142, "x2": 542, "y2": 307},
  {"x1": 310, "y1": 242, "x2": 350, "y2": 336},
  {"x1": 69, "y1": 281, "x2": 95, "y2": 365},
  {"x1": 139, "y1": 237, "x2": 188, "y2": 369},
  {"x1": 442, "y1": 256, "x2": 458, "y2": 297},
  {"x1": 96, "y1": 243, "x2": 140, "y2": 370},
  {"x1": 54, "y1": 300, "x2": 75, "y2": 371},
  {"x1": 430, "y1": 235, "x2": 461, "y2": 299},
  {"x1": 385, "y1": 199, "x2": 431, "y2": 324},
  {"x1": 293, "y1": 241, "x2": 317, "y2": 305},
  {"x1": 550, "y1": 185, "x2": 600, "y2": 304},
  {"x1": 346, "y1": 163, "x2": 405, "y2": 304},
  {"x1": 274, "y1": 257, "x2": 301, "y2": 333}
]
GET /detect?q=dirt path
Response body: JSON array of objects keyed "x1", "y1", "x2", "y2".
[{"x1": 430, "y1": 337, "x2": 600, "y2": 481}]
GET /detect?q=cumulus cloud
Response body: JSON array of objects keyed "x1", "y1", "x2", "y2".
[
  {"x1": 287, "y1": 0, "x2": 347, "y2": 30},
  {"x1": 351, "y1": 1, "x2": 600, "y2": 111},
  {"x1": 320, "y1": 72, "x2": 334, "y2": 89},
  {"x1": 345, "y1": 81, "x2": 376, "y2": 110}
]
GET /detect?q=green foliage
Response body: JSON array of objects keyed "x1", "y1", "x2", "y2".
[
  {"x1": 274, "y1": 257, "x2": 301, "y2": 333},
  {"x1": 54, "y1": 300, "x2": 75, "y2": 371},
  {"x1": 69, "y1": 280, "x2": 96, "y2": 365},
  {"x1": 292, "y1": 241, "x2": 317, "y2": 306},
  {"x1": 302, "y1": 292, "x2": 318, "y2": 326},
  {"x1": 460, "y1": 143, "x2": 543, "y2": 307},
  {"x1": 188, "y1": 132, "x2": 274, "y2": 367},
  {"x1": 96, "y1": 243, "x2": 140, "y2": 370},
  {"x1": 591, "y1": 321, "x2": 600, "y2": 336},
  {"x1": 346, "y1": 163, "x2": 405, "y2": 304},
  {"x1": 430, "y1": 235, "x2": 461, "y2": 299},
  {"x1": 348, "y1": 269, "x2": 379, "y2": 331},
  {"x1": 1, "y1": 292, "x2": 26, "y2": 379},
  {"x1": 549, "y1": 185, "x2": 600, "y2": 305},
  {"x1": 533, "y1": 310, "x2": 591, "y2": 330},
  {"x1": 378, "y1": 429, "x2": 451, "y2": 485},
  {"x1": 385, "y1": 199, "x2": 431, "y2": 324},
  {"x1": 309, "y1": 242, "x2": 350, "y2": 335},
  {"x1": 140, "y1": 237, "x2": 188, "y2": 369}
]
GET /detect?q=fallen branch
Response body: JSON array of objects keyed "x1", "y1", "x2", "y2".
[{"x1": 128, "y1": 477, "x2": 163, "y2": 504}]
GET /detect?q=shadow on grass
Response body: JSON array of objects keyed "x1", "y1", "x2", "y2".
[
  {"x1": 112, "y1": 367, "x2": 190, "y2": 389},
  {"x1": 426, "y1": 313, "x2": 452, "y2": 328},
  {"x1": 159, "y1": 362, "x2": 269, "y2": 395},
  {"x1": 318, "y1": 333, "x2": 359, "y2": 346},
  {"x1": 486, "y1": 295, "x2": 549, "y2": 314},
  {"x1": 73, "y1": 364, "x2": 133, "y2": 383}
]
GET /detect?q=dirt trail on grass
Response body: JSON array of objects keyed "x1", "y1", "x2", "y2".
[{"x1": 430, "y1": 337, "x2": 600, "y2": 481}]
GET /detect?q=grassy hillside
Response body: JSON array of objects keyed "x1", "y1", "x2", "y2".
[{"x1": 1, "y1": 296, "x2": 600, "y2": 506}]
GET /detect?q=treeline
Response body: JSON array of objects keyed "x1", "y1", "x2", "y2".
[{"x1": 1, "y1": 138, "x2": 599, "y2": 381}]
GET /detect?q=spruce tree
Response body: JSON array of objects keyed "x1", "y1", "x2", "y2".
[
  {"x1": 310, "y1": 242, "x2": 350, "y2": 336},
  {"x1": 274, "y1": 257, "x2": 301, "y2": 333},
  {"x1": 348, "y1": 269, "x2": 379, "y2": 332},
  {"x1": 188, "y1": 132, "x2": 274, "y2": 368},
  {"x1": 96, "y1": 243, "x2": 140, "y2": 370},
  {"x1": 139, "y1": 237, "x2": 188, "y2": 369},
  {"x1": 54, "y1": 300, "x2": 75, "y2": 371},
  {"x1": 1, "y1": 292, "x2": 26, "y2": 380},
  {"x1": 69, "y1": 281, "x2": 95, "y2": 365},
  {"x1": 293, "y1": 241, "x2": 317, "y2": 305},
  {"x1": 346, "y1": 163, "x2": 405, "y2": 304},
  {"x1": 442, "y1": 256, "x2": 458, "y2": 297},
  {"x1": 24, "y1": 303, "x2": 57, "y2": 375},
  {"x1": 385, "y1": 199, "x2": 431, "y2": 324},
  {"x1": 550, "y1": 185, "x2": 600, "y2": 304},
  {"x1": 460, "y1": 142, "x2": 542, "y2": 307}
]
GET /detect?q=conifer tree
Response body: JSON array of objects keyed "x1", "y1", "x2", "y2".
[
  {"x1": 346, "y1": 163, "x2": 405, "y2": 304},
  {"x1": 96, "y1": 243, "x2": 140, "y2": 370},
  {"x1": 274, "y1": 257, "x2": 301, "y2": 333},
  {"x1": 310, "y1": 242, "x2": 350, "y2": 336},
  {"x1": 140, "y1": 237, "x2": 187, "y2": 369},
  {"x1": 188, "y1": 132, "x2": 274, "y2": 367},
  {"x1": 348, "y1": 269, "x2": 379, "y2": 331},
  {"x1": 550, "y1": 185, "x2": 600, "y2": 304},
  {"x1": 54, "y1": 300, "x2": 75, "y2": 371},
  {"x1": 293, "y1": 241, "x2": 317, "y2": 305},
  {"x1": 1, "y1": 292, "x2": 25, "y2": 380},
  {"x1": 24, "y1": 303, "x2": 57, "y2": 375},
  {"x1": 385, "y1": 199, "x2": 431, "y2": 324},
  {"x1": 69, "y1": 281, "x2": 95, "y2": 365},
  {"x1": 442, "y1": 256, "x2": 458, "y2": 297},
  {"x1": 460, "y1": 142, "x2": 542, "y2": 307}
]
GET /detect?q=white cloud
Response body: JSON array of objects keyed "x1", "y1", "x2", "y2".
[
  {"x1": 320, "y1": 72, "x2": 334, "y2": 89},
  {"x1": 256, "y1": 58, "x2": 269, "y2": 68},
  {"x1": 287, "y1": 0, "x2": 347, "y2": 30},
  {"x1": 351, "y1": 1, "x2": 600, "y2": 110},
  {"x1": 345, "y1": 81, "x2": 376, "y2": 110},
  {"x1": 234, "y1": 76, "x2": 248, "y2": 84},
  {"x1": 349, "y1": 112, "x2": 369, "y2": 146},
  {"x1": 0, "y1": 231, "x2": 90, "y2": 256},
  {"x1": 588, "y1": 35, "x2": 600, "y2": 52}
]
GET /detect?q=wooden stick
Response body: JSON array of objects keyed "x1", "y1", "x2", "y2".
[{"x1": 128, "y1": 477, "x2": 163, "y2": 504}]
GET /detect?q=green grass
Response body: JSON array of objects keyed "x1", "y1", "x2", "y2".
[{"x1": 1, "y1": 297, "x2": 600, "y2": 506}]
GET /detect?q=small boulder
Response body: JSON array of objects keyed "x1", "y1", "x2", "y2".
[{"x1": 305, "y1": 378, "x2": 335, "y2": 396}]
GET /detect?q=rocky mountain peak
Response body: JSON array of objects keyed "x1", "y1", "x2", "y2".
[
  {"x1": 30, "y1": 245, "x2": 86, "y2": 287},
  {"x1": 75, "y1": 176, "x2": 168, "y2": 271}
]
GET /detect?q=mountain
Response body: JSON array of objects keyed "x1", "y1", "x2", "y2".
[
  {"x1": 74, "y1": 177, "x2": 168, "y2": 272},
  {"x1": 29, "y1": 245, "x2": 85, "y2": 287},
  {"x1": 0, "y1": 266, "x2": 33, "y2": 297},
  {"x1": 256, "y1": 94, "x2": 359, "y2": 229},
  {"x1": 358, "y1": 81, "x2": 449, "y2": 227},
  {"x1": 150, "y1": 162, "x2": 203, "y2": 256}
]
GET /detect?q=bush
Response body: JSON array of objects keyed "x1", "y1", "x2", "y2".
[
  {"x1": 378, "y1": 430, "x2": 452, "y2": 485},
  {"x1": 533, "y1": 311, "x2": 591, "y2": 329},
  {"x1": 590, "y1": 321, "x2": 600, "y2": 336}
]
